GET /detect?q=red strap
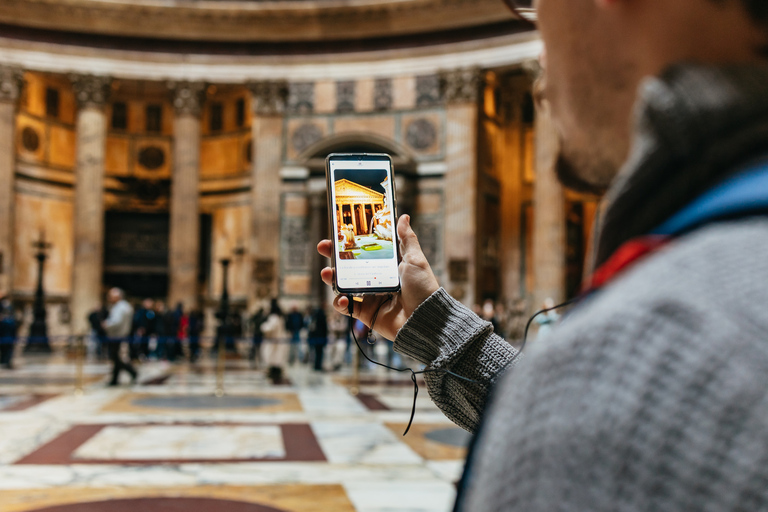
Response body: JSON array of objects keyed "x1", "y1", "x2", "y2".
[{"x1": 583, "y1": 236, "x2": 670, "y2": 293}]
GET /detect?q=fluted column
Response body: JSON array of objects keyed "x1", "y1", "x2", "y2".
[
  {"x1": 168, "y1": 82, "x2": 205, "y2": 310},
  {"x1": 70, "y1": 74, "x2": 111, "y2": 335},
  {"x1": 442, "y1": 68, "x2": 481, "y2": 307},
  {"x1": 0, "y1": 67, "x2": 23, "y2": 295},
  {"x1": 530, "y1": 61, "x2": 566, "y2": 309},
  {"x1": 248, "y1": 81, "x2": 287, "y2": 304}
]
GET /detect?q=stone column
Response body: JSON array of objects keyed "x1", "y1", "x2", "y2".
[
  {"x1": 442, "y1": 68, "x2": 481, "y2": 307},
  {"x1": 248, "y1": 81, "x2": 287, "y2": 304},
  {"x1": 530, "y1": 62, "x2": 566, "y2": 309},
  {"x1": 70, "y1": 74, "x2": 111, "y2": 336},
  {"x1": 0, "y1": 67, "x2": 23, "y2": 295},
  {"x1": 168, "y1": 82, "x2": 205, "y2": 310}
]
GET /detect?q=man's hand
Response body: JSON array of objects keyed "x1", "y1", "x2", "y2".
[{"x1": 317, "y1": 214, "x2": 439, "y2": 341}]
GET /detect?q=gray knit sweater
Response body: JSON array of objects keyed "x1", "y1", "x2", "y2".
[{"x1": 394, "y1": 64, "x2": 768, "y2": 511}]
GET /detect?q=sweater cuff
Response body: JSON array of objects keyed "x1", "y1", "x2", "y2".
[{"x1": 394, "y1": 288, "x2": 493, "y2": 366}]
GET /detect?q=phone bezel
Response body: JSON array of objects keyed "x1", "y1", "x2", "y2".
[{"x1": 325, "y1": 153, "x2": 402, "y2": 295}]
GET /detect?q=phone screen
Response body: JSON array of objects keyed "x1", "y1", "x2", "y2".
[{"x1": 327, "y1": 154, "x2": 401, "y2": 294}]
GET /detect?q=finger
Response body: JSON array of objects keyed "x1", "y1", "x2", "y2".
[
  {"x1": 321, "y1": 267, "x2": 334, "y2": 287},
  {"x1": 317, "y1": 240, "x2": 333, "y2": 259}
]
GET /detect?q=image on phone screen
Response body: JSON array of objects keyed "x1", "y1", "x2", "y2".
[{"x1": 327, "y1": 155, "x2": 400, "y2": 293}]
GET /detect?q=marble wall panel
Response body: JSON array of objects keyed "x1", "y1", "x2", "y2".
[
  {"x1": 355, "y1": 78, "x2": 375, "y2": 113},
  {"x1": 416, "y1": 191, "x2": 442, "y2": 215},
  {"x1": 285, "y1": 119, "x2": 327, "y2": 161},
  {"x1": 105, "y1": 136, "x2": 130, "y2": 176},
  {"x1": 13, "y1": 192, "x2": 73, "y2": 295},
  {"x1": 201, "y1": 136, "x2": 243, "y2": 179},
  {"x1": 400, "y1": 112, "x2": 442, "y2": 158},
  {"x1": 332, "y1": 115, "x2": 395, "y2": 142},
  {"x1": 15, "y1": 115, "x2": 46, "y2": 164},
  {"x1": 282, "y1": 275, "x2": 311, "y2": 297},
  {"x1": 48, "y1": 125, "x2": 76, "y2": 170},
  {"x1": 283, "y1": 194, "x2": 309, "y2": 218},
  {"x1": 392, "y1": 76, "x2": 416, "y2": 111},
  {"x1": 210, "y1": 203, "x2": 250, "y2": 300},
  {"x1": 313, "y1": 81, "x2": 335, "y2": 115}
]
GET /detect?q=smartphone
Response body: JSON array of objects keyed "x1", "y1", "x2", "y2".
[{"x1": 326, "y1": 153, "x2": 401, "y2": 295}]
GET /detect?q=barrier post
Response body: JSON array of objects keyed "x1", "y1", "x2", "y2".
[
  {"x1": 74, "y1": 335, "x2": 85, "y2": 396},
  {"x1": 350, "y1": 347, "x2": 360, "y2": 395},
  {"x1": 215, "y1": 335, "x2": 225, "y2": 397}
]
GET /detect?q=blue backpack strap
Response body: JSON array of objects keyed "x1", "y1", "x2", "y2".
[{"x1": 652, "y1": 160, "x2": 768, "y2": 237}]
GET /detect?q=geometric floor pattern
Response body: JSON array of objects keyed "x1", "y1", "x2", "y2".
[{"x1": 0, "y1": 354, "x2": 469, "y2": 512}]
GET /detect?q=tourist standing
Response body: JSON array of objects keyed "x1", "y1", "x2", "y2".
[
  {"x1": 307, "y1": 307, "x2": 328, "y2": 372},
  {"x1": 104, "y1": 288, "x2": 137, "y2": 386},
  {"x1": 261, "y1": 299, "x2": 287, "y2": 383},
  {"x1": 285, "y1": 306, "x2": 304, "y2": 365},
  {"x1": 0, "y1": 295, "x2": 17, "y2": 369}
]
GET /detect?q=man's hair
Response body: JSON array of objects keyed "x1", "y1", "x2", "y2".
[
  {"x1": 713, "y1": 0, "x2": 768, "y2": 26},
  {"x1": 742, "y1": 0, "x2": 768, "y2": 25}
]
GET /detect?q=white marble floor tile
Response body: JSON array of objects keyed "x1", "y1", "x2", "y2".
[
  {"x1": 73, "y1": 425, "x2": 285, "y2": 460},
  {"x1": 344, "y1": 481, "x2": 456, "y2": 512},
  {"x1": 312, "y1": 422, "x2": 422, "y2": 465}
]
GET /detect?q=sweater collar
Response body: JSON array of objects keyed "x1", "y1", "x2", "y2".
[{"x1": 594, "y1": 63, "x2": 768, "y2": 267}]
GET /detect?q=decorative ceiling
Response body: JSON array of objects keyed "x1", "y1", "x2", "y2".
[{"x1": 0, "y1": 0, "x2": 525, "y2": 43}]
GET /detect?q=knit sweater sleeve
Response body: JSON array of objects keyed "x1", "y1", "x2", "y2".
[{"x1": 393, "y1": 288, "x2": 520, "y2": 433}]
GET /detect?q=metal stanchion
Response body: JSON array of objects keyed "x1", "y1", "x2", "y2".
[
  {"x1": 350, "y1": 346, "x2": 360, "y2": 395},
  {"x1": 74, "y1": 335, "x2": 85, "y2": 396},
  {"x1": 215, "y1": 335, "x2": 225, "y2": 397}
]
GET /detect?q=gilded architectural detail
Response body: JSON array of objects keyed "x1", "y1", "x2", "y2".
[
  {"x1": 442, "y1": 68, "x2": 481, "y2": 104},
  {"x1": 249, "y1": 80, "x2": 288, "y2": 116},
  {"x1": 70, "y1": 74, "x2": 111, "y2": 108},
  {"x1": 168, "y1": 81, "x2": 206, "y2": 117},
  {"x1": 0, "y1": 66, "x2": 23, "y2": 104}
]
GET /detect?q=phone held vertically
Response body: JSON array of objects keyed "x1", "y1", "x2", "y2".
[{"x1": 326, "y1": 153, "x2": 401, "y2": 295}]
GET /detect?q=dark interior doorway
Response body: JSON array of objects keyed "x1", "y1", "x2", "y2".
[{"x1": 103, "y1": 212, "x2": 169, "y2": 300}]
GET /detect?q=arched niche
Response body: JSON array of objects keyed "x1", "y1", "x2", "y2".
[{"x1": 297, "y1": 132, "x2": 417, "y2": 176}]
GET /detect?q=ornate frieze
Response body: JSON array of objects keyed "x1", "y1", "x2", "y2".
[
  {"x1": 249, "y1": 80, "x2": 288, "y2": 116},
  {"x1": 70, "y1": 74, "x2": 111, "y2": 109},
  {"x1": 336, "y1": 81, "x2": 355, "y2": 113},
  {"x1": 374, "y1": 78, "x2": 393, "y2": 111},
  {"x1": 168, "y1": 81, "x2": 206, "y2": 117},
  {"x1": 441, "y1": 68, "x2": 481, "y2": 105},
  {"x1": 287, "y1": 82, "x2": 314, "y2": 115},
  {"x1": 416, "y1": 75, "x2": 441, "y2": 107},
  {"x1": 0, "y1": 66, "x2": 23, "y2": 104}
]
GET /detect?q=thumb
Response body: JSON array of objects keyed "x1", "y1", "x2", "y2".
[{"x1": 397, "y1": 214, "x2": 424, "y2": 257}]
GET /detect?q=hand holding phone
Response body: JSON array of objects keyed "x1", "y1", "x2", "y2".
[{"x1": 318, "y1": 214, "x2": 440, "y2": 341}]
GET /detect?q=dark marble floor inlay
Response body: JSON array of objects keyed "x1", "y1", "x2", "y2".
[
  {"x1": 132, "y1": 395, "x2": 283, "y2": 410},
  {"x1": 28, "y1": 497, "x2": 288, "y2": 512},
  {"x1": 424, "y1": 427, "x2": 472, "y2": 447}
]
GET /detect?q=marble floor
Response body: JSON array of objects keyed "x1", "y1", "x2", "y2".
[{"x1": 0, "y1": 353, "x2": 468, "y2": 512}]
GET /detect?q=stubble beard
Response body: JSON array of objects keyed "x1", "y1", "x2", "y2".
[{"x1": 554, "y1": 135, "x2": 622, "y2": 196}]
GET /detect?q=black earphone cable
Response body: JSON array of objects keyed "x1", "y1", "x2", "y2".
[{"x1": 346, "y1": 293, "x2": 575, "y2": 435}]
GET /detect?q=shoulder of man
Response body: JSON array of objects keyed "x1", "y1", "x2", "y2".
[{"x1": 461, "y1": 218, "x2": 768, "y2": 510}]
